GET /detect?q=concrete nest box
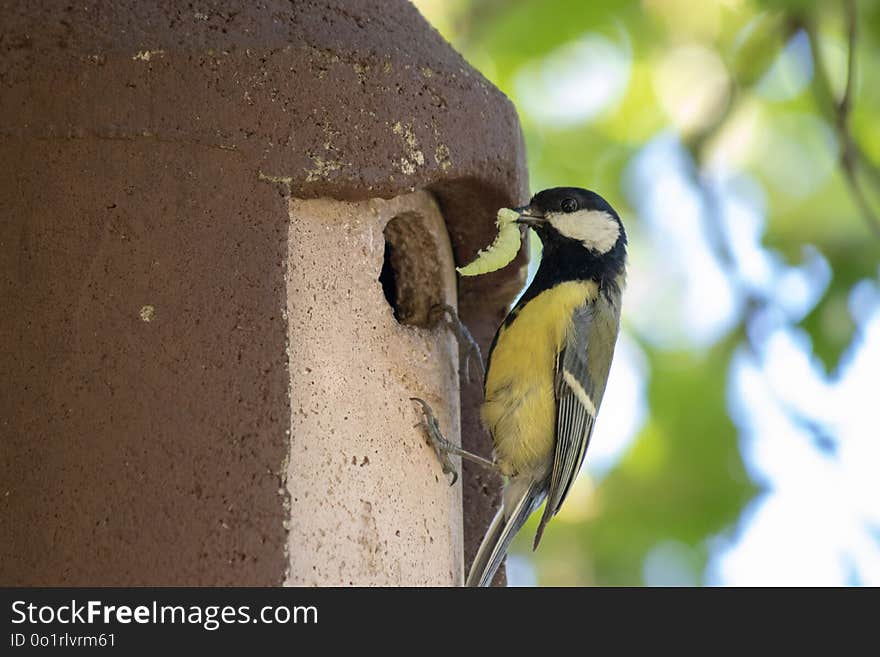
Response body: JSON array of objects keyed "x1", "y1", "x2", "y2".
[{"x1": 0, "y1": 1, "x2": 528, "y2": 585}]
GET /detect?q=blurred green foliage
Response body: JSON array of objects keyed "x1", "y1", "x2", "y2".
[{"x1": 415, "y1": 0, "x2": 880, "y2": 585}]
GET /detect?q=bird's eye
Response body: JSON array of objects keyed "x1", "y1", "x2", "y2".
[{"x1": 561, "y1": 198, "x2": 578, "y2": 213}]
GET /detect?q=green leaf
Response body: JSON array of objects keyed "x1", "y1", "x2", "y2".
[
  {"x1": 798, "y1": 245, "x2": 876, "y2": 374},
  {"x1": 729, "y1": 12, "x2": 789, "y2": 88}
]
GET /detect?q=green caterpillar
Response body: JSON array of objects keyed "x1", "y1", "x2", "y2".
[{"x1": 456, "y1": 208, "x2": 522, "y2": 277}]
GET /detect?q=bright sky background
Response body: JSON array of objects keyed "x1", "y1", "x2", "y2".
[
  {"x1": 413, "y1": 0, "x2": 880, "y2": 587},
  {"x1": 506, "y1": 28, "x2": 880, "y2": 587},
  {"x1": 510, "y1": 142, "x2": 880, "y2": 585}
]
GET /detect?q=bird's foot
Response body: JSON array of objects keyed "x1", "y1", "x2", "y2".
[
  {"x1": 411, "y1": 397, "x2": 460, "y2": 486},
  {"x1": 410, "y1": 397, "x2": 499, "y2": 487},
  {"x1": 428, "y1": 304, "x2": 484, "y2": 385}
]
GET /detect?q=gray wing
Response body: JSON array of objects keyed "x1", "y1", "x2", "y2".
[{"x1": 533, "y1": 297, "x2": 620, "y2": 549}]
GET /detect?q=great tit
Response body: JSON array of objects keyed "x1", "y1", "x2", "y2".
[
  {"x1": 471, "y1": 187, "x2": 627, "y2": 586},
  {"x1": 413, "y1": 187, "x2": 627, "y2": 587}
]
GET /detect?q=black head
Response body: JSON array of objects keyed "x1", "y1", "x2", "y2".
[
  {"x1": 513, "y1": 187, "x2": 627, "y2": 300},
  {"x1": 516, "y1": 187, "x2": 627, "y2": 257}
]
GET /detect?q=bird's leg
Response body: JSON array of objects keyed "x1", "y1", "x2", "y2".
[
  {"x1": 428, "y1": 303, "x2": 484, "y2": 385},
  {"x1": 410, "y1": 397, "x2": 499, "y2": 486}
]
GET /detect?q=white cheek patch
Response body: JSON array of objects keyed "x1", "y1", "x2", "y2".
[{"x1": 549, "y1": 209, "x2": 620, "y2": 254}]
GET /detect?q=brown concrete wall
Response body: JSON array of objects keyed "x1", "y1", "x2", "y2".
[
  {"x1": 0, "y1": 0, "x2": 529, "y2": 586},
  {"x1": 284, "y1": 192, "x2": 462, "y2": 585},
  {"x1": 0, "y1": 140, "x2": 291, "y2": 585},
  {"x1": 435, "y1": 182, "x2": 531, "y2": 586}
]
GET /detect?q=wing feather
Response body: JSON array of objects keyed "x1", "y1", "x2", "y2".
[{"x1": 534, "y1": 299, "x2": 618, "y2": 549}]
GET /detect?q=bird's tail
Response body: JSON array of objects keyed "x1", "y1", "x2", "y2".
[{"x1": 465, "y1": 477, "x2": 545, "y2": 587}]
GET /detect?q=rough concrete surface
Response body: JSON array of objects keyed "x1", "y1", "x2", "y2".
[
  {"x1": 1, "y1": 0, "x2": 528, "y2": 585},
  {"x1": 0, "y1": 141, "x2": 291, "y2": 585},
  {"x1": 284, "y1": 191, "x2": 462, "y2": 585},
  {"x1": 0, "y1": 0, "x2": 527, "y2": 208}
]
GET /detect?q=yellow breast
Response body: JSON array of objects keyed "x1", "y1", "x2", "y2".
[{"x1": 481, "y1": 280, "x2": 598, "y2": 476}]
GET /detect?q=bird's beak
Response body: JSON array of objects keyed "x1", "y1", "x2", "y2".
[{"x1": 514, "y1": 205, "x2": 546, "y2": 227}]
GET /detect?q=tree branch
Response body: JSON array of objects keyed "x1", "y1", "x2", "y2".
[{"x1": 802, "y1": 2, "x2": 880, "y2": 239}]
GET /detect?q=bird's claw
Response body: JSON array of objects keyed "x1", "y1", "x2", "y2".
[
  {"x1": 428, "y1": 304, "x2": 485, "y2": 385},
  {"x1": 410, "y1": 397, "x2": 459, "y2": 486}
]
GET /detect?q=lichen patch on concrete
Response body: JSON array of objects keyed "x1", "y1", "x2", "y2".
[
  {"x1": 434, "y1": 144, "x2": 452, "y2": 172},
  {"x1": 139, "y1": 305, "x2": 155, "y2": 322},
  {"x1": 392, "y1": 122, "x2": 425, "y2": 175},
  {"x1": 132, "y1": 50, "x2": 164, "y2": 61},
  {"x1": 258, "y1": 170, "x2": 293, "y2": 187},
  {"x1": 353, "y1": 62, "x2": 370, "y2": 84},
  {"x1": 304, "y1": 155, "x2": 343, "y2": 182}
]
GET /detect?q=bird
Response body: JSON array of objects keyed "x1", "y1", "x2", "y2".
[{"x1": 413, "y1": 187, "x2": 627, "y2": 586}]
